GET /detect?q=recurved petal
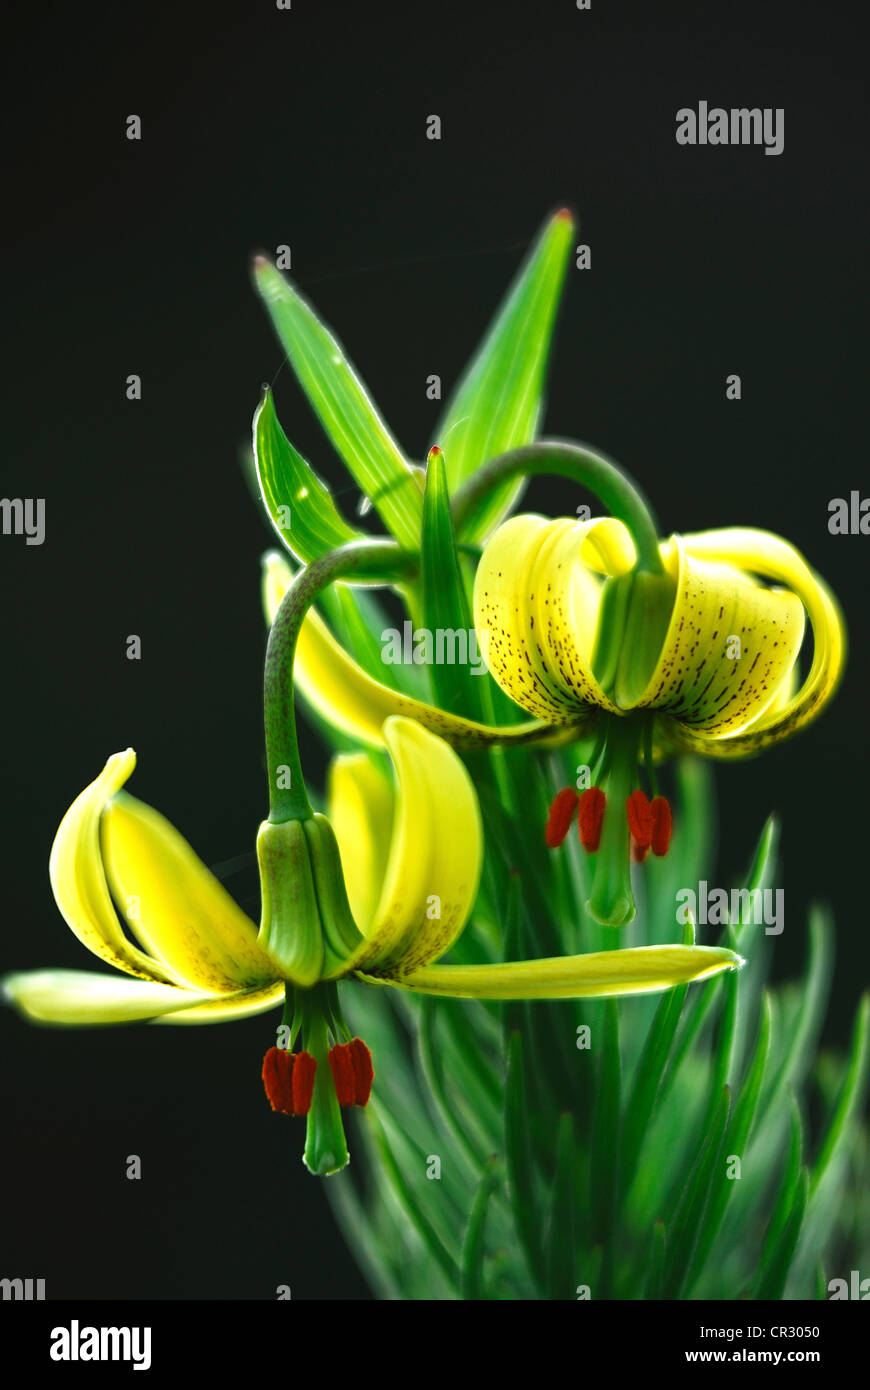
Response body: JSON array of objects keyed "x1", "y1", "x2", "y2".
[
  {"x1": 472, "y1": 514, "x2": 630, "y2": 721},
  {"x1": 336, "y1": 717, "x2": 483, "y2": 975},
  {"x1": 1, "y1": 969, "x2": 216, "y2": 1024},
  {"x1": 327, "y1": 753, "x2": 394, "y2": 935},
  {"x1": 101, "y1": 792, "x2": 278, "y2": 992},
  {"x1": 48, "y1": 750, "x2": 181, "y2": 985},
  {"x1": 151, "y1": 980, "x2": 286, "y2": 1025},
  {"x1": 262, "y1": 550, "x2": 583, "y2": 750},
  {"x1": 361, "y1": 943, "x2": 741, "y2": 999},
  {"x1": 634, "y1": 536, "x2": 806, "y2": 736},
  {"x1": 664, "y1": 528, "x2": 845, "y2": 757}
]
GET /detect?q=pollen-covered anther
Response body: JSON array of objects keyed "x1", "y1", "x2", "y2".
[
  {"x1": 328, "y1": 1037, "x2": 374, "y2": 1108},
  {"x1": 577, "y1": 787, "x2": 606, "y2": 853},
  {"x1": 261, "y1": 1046, "x2": 317, "y2": 1117},
  {"x1": 545, "y1": 787, "x2": 580, "y2": 848},
  {"x1": 626, "y1": 789, "x2": 654, "y2": 863},
  {"x1": 650, "y1": 796, "x2": 673, "y2": 857}
]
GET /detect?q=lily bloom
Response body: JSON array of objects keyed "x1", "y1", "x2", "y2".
[
  {"x1": 3, "y1": 718, "x2": 739, "y2": 1174},
  {"x1": 473, "y1": 514, "x2": 845, "y2": 924}
]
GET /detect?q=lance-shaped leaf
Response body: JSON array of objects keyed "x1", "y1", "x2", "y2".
[
  {"x1": 435, "y1": 208, "x2": 575, "y2": 542},
  {"x1": 253, "y1": 387, "x2": 365, "y2": 563},
  {"x1": 253, "y1": 257, "x2": 422, "y2": 550},
  {"x1": 421, "y1": 445, "x2": 494, "y2": 721}
]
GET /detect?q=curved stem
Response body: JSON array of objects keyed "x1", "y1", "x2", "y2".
[
  {"x1": 264, "y1": 540, "x2": 418, "y2": 823},
  {"x1": 452, "y1": 440, "x2": 664, "y2": 574}
]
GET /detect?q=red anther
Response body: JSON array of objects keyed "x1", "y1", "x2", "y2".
[
  {"x1": 328, "y1": 1038, "x2": 374, "y2": 1107},
  {"x1": 577, "y1": 787, "x2": 606, "y2": 853},
  {"x1": 328, "y1": 1043, "x2": 357, "y2": 1108},
  {"x1": 291, "y1": 1051, "x2": 317, "y2": 1116},
  {"x1": 625, "y1": 789, "x2": 653, "y2": 849},
  {"x1": 650, "y1": 797, "x2": 673, "y2": 857},
  {"x1": 545, "y1": 787, "x2": 580, "y2": 848},
  {"x1": 349, "y1": 1037, "x2": 374, "y2": 1107},
  {"x1": 631, "y1": 839, "x2": 650, "y2": 864},
  {"x1": 262, "y1": 1046, "x2": 295, "y2": 1115}
]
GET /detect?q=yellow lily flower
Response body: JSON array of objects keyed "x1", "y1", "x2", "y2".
[
  {"x1": 472, "y1": 515, "x2": 844, "y2": 756},
  {"x1": 471, "y1": 512, "x2": 845, "y2": 926},
  {"x1": 3, "y1": 717, "x2": 739, "y2": 1174}
]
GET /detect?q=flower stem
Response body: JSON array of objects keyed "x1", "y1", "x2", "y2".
[
  {"x1": 264, "y1": 540, "x2": 417, "y2": 823},
  {"x1": 587, "y1": 716, "x2": 644, "y2": 928},
  {"x1": 452, "y1": 440, "x2": 664, "y2": 574}
]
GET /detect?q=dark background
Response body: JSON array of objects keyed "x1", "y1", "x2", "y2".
[{"x1": 0, "y1": 0, "x2": 865, "y2": 1300}]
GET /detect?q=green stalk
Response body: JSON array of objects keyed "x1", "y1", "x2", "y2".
[
  {"x1": 263, "y1": 539, "x2": 416, "y2": 823},
  {"x1": 451, "y1": 440, "x2": 664, "y2": 574}
]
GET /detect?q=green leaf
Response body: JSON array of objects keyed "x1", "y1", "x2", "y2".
[
  {"x1": 733, "y1": 816, "x2": 779, "y2": 948},
  {"x1": 645, "y1": 1219, "x2": 667, "y2": 1300},
  {"x1": 662, "y1": 1085, "x2": 731, "y2": 1298},
  {"x1": 546, "y1": 1112, "x2": 579, "y2": 1300},
  {"x1": 590, "y1": 1000, "x2": 621, "y2": 1291},
  {"x1": 757, "y1": 909, "x2": 833, "y2": 1129},
  {"x1": 253, "y1": 387, "x2": 365, "y2": 563},
  {"x1": 435, "y1": 209, "x2": 575, "y2": 541},
  {"x1": 421, "y1": 446, "x2": 494, "y2": 720},
  {"x1": 253, "y1": 258, "x2": 423, "y2": 549},
  {"x1": 754, "y1": 1167, "x2": 809, "y2": 1300},
  {"x1": 418, "y1": 996, "x2": 492, "y2": 1172},
  {"x1": 697, "y1": 936, "x2": 739, "y2": 1135},
  {"x1": 760, "y1": 1092, "x2": 804, "y2": 1266},
  {"x1": 365, "y1": 1105, "x2": 460, "y2": 1289},
  {"x1": 810, "y1": 994, "x2": 870, "y2": 1199},
  {"x1": 460, "y1": 1158, "x2": 501, "y2": 1300},
  {"x1": 505, "y1": 1030, "x2": 546, "y2": 1289},
  {"x1": 622, "y1": 951, "x2": 691, "y2": 1197},
  {"x1": 684, "y1": 993, "x2": 772, "y2": 1294}
]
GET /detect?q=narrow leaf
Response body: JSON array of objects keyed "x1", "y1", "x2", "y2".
[
  {"x1": 546, "y1": 1112, "x2": 579, "y2": 1300},
  {"x1": 810, "y1": 993, "x2": 870, "y2": 1199},
  {"x1": 253, "y1": 387, "x2": 365, "y2": 563},
  {"x1": 622, "y1": 978, "x2": 689, "y2": 1197},
  {"x1": 684, "y1": 992, "x2": 772, "y2": 1294},
  {"x1": 754, "y1": 1167, "x2": 809, "y2": 1300},
  {"x1": 460, "y1": 1158, "x2": 501, "y2": 1300},
  {"x1": 760, "y1": 1092, "x2": 804, "y2": 1266},
  {"x1": 505, "y1": 1030, "x2": 546, "y2": 1289},
  {"x1": 662, "y1": 1085, "x2": 731, "y2": 1298},
  {"x1": 421, "y1": 445, "x2": 494, "y2": 720},
  {"x1": 435, "y1": 209, "x2": 575, "y2": 541},
  {"x1": 254, "y1": 258, "x2": 423, "y2": 549}
]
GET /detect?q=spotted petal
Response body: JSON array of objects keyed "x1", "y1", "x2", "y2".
[
  {"x1": 664, "y1": 528, "x2": 846, "y2": 756},
  {"x1": 472, "y1": 514, "x2": 635, "y2": 720},
  {"x1": 101, "y1": 791, "x2": 278, "y2": 993},
  {"x1": 634, "y1": 535, "x2": 806, "y2": 736}
]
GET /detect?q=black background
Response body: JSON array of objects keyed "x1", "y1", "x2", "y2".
[{"x1": 0, "y1": 0, "x2": 866, "y2": 1301}]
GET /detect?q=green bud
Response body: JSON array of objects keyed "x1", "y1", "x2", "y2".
[{"x1": 256, "y1": 820, "x2": 324, "y2": 986}]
